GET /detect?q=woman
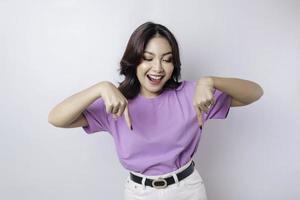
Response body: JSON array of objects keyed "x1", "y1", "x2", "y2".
[{"x1": 48, "y1": 21, "x2": 264, "y2": 200}]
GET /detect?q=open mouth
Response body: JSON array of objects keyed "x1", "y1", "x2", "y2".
[{"x1": 146, "y1": 74, "x2": 164, "y2": 84}]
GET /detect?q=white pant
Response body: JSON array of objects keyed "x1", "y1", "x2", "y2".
[{"x1": 124, "y1": 159, "x2": 208, "y2": 200}]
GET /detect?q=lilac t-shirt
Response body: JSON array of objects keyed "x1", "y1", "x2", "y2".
[{"x1": 82, "y1": 80, "x2": 232, "y2": 175}]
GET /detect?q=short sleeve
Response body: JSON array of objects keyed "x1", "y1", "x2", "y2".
[
  {"x1": 82, "y1": 98, "x2": 111, "y2": 134},
  {"x1": 203, "y1": 88, "x2": 232, "y2": 121}
]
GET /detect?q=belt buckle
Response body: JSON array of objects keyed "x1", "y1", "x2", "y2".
[{"x1": 151, "y1": 177, "x2": 167, "y2": 189}]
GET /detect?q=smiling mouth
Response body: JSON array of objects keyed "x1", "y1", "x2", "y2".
[{"x1": 146, "y1": 74, "x2": 164, "y2": 84}]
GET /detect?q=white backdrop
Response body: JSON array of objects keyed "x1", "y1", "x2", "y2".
[{"x1": 1, "y1": 0, "x2": 299, "y2": 199}]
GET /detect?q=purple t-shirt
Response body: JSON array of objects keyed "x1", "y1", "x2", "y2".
[{"x1": 82, "y1": 80, "x2": 232, "y2": 175}]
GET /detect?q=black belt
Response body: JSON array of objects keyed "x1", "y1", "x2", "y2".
[{"x1": 129, "y1": 160, "x2": 195, "y2": 189}]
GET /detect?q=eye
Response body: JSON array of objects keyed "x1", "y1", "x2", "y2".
[
  {"x1": 142, "y1": 56, "x2": 172, "y2": 62},
  {"x1": 163, "y1": 57, "x2": 172, "y2": 63},
  {"x1": 143, "y1": 56, "x2": 152, "y2": 61}
]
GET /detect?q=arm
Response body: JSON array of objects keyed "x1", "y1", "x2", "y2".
[
  {"x1": 199, "y1": 76, "x2": 264, "y2": 106},
  {"x1": 48, "y1": 81, "x2": 109, "y2": 128}
]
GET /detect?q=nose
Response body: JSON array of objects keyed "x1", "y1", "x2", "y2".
[{"x1": 152, "y1": 59, "x2": 164, "y2": 72}]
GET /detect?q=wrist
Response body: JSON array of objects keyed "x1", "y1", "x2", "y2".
[
  {"x1": 197, "y1": 76, "x2": 214, "y2": 87},
  {"x1": 93, "y1": 81, "x2": 111, "y2": 98}
]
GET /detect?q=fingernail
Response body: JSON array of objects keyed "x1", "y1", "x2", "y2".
[
  {"x1": 199, "y1": 125, "x2": 202, "y2": 130},
  {"x1": 130, "y1": 125, "x2": 133, "y2": 130}
]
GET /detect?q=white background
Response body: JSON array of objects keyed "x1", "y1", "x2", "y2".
[{"x1": 1, "y1": 0, "x2": 299, "y2": 199}]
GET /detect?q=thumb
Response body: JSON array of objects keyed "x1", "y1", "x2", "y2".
[{"x1": 123, "y1": 105, "x2": 132, "y2": 131}]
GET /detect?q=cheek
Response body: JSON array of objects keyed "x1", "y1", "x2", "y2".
[
  {"x1": 137, "y1": 63, "x2": 148, "y2": 73},
  {"x1": 166, "y1": 65, "x2": 174, "y2": 75},
  {"x1": 136, "y1": 65, "x2": 149, "y2": 81}
]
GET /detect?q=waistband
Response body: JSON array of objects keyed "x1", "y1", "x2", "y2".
[{"x1": 129, "y1": 159, "x2": 194, "y2": 179}]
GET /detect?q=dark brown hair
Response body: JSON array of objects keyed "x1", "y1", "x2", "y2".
[{"x1": 117, "y1": 21, "x2": 182, "y2": 100}]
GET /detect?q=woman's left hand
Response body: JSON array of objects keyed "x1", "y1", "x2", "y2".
[{"x1": 193, "y1": 77, "x2": 215, "y2": 128}]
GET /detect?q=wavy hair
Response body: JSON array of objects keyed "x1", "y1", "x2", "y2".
[{"x1": 117, "y1": 21, "x2": 182, "y2": 100}]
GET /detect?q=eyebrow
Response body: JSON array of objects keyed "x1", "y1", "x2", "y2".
[{"x1": 144, "y1": 51, "x2": 172, "y2": 56}]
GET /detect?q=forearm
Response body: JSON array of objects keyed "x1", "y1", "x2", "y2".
[
  {"x1": 203, "y1": 76, "x2": 264, "y2": 105},
  {"x1": 48, "y1": 81, "x2": 108, "y2": 127}
]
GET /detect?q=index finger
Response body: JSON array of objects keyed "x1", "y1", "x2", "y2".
[
  {"x1": 123, "y1": 105, "x2": 132, "y2": 131},
  {"x1": 195, "y1": 106, "x2": 203, "y2": 130}
]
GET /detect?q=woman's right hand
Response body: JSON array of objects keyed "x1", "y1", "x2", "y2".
[{"x1": 99, "y1": 81, "x2": 132, "y2": 130}]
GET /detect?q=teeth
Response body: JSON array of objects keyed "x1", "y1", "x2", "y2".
[{"x1": 149, "y1": 75, "x2": 163, "y2": 80}]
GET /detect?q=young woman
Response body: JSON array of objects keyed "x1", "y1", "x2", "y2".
[{"x1": 48, "y1": 21, "x2": 264, "y2": 200}]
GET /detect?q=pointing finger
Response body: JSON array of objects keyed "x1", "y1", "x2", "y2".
[
  {"x1": 123, "y1": 105, "x2": 132, "y2": 131},
  {"x1": 195, "y1": 106, "x2": 203, "y2": 129}
]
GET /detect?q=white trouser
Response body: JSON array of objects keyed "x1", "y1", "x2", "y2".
[{"x1": 123, "y1": 159, "x2": 208, "y2": 200}]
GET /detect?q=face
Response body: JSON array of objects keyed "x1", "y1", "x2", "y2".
[{"x1": 136, "y1": 36, "x2": 174, "y2": 98}]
